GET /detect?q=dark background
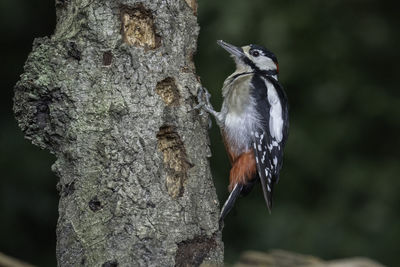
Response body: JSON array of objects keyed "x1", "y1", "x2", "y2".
[{"x1": 1, "y1": 0, "x2": 399, "y2": 266}]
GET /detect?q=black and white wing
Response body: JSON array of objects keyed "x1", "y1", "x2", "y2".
[
  {"x1": 252, "y1": 130, "x2": 275, "y2": 211},
  {"x1": 251, "y1": 75, "x2": 289, "y2": 211}
]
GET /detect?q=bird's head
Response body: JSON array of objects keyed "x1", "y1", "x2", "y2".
[{"x1": 217, "y1": 40, "x2": 279, "y2": 76}]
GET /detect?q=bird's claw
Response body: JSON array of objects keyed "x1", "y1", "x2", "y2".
[
  {"x1": 193, "y1": 86, "x2": 213, "y2": 113},
  {"x1": 192, "y1": 86, "x2": 214, "y2": 128},
  {"x1": 202, "y1": 87, "x2": 212, "y2": 106}
]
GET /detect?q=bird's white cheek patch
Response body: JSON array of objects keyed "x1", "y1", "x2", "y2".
[{"x1": 255, "y1": 57, "x2": 276, "y2": 72}]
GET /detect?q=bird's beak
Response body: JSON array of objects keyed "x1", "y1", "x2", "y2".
[{"x1": 217, "y1": 40, "x2": 245, "y2": 60}]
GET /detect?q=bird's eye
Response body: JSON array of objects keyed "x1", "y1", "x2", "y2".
[{"x1": 252, "y1": 51, "x2": 260, "y2": 57}]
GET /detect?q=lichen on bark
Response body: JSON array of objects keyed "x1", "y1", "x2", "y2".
[{"x1": 14, "y1": 0, "x2": 223, "y2": 266}]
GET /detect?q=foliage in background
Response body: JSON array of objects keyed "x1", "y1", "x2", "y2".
[{"x1": 0, "y1": 0, "x2": 399, "y2": 266}]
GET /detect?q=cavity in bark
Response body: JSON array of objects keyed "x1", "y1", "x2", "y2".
[
  {"x1": 101, "y1": 260, "x2": 118, "y2": 267},
  {"x1": 102, "y1": 50, "x2": 113, "y2": 66},
  {"x1": 175, "y1": 235, "x2": 217, "y2": 267},
  {"x1": 155, "y1": 77, "x2": 180, "y2": 106},
  {"x1": 120, "y1": 3, "x2": 161, "y2": 49},
  {"x1": 156, "y1": 125, "x2": 192, "y2": 198},
  {"x1": 89, "y1": 196, "x2": 103, "y2": 212}
]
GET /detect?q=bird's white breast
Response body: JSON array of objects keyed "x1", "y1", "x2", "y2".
[
  {"x1": 224, "y1": 104, "x2": 259, "y2": 155},
  {"x1": 221, "y1": 73, "x2": 260, "y2": 155}
]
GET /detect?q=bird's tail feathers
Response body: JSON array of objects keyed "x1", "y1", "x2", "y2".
[
  {"x1": 259, "y1": 173, "x2": 273, "y2": 213},
  {"x1": 219, "y1": 183, "x2": 243, "y2": 227}
]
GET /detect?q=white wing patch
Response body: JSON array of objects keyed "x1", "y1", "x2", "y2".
[
  {"x1": 262, "y1": 77, "x2": 283, "y2": 142},
  {"x1": 273, "y1": 157, "x2": 278, "y2": 167}
]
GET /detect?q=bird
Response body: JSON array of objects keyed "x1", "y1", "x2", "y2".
[{"x1": 196, "y1": 40, "x2": 289, "y2": 224}]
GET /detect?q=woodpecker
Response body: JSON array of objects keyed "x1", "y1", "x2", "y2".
[{"x1": 196, "y1": 40, "x2": 289, "y2": 223}]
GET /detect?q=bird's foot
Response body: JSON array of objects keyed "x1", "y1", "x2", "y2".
[
  {"x1": 192, "y1": 86, "x2": 216, "y2": 128},
  {"x1": 193, "y1": 86, "x2": 214, "y2": 114}
]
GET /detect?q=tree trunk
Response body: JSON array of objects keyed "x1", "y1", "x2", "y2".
[{"x1": 13, "y1": 0, "x2": 223, "y2": 266}]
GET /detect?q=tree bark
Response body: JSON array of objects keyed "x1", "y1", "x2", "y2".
[{"x1": 13, "y1": 0, "x2": 223, "y2": 266}]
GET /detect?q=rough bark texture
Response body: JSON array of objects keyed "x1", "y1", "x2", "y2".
[{"x1": 13, "y1": 0, "x2": 223, "y2": 266}]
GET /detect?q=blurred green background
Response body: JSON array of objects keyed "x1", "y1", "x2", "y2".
[{"x1": 1, "y1": 0, "x2": 399, "y2": 266}]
